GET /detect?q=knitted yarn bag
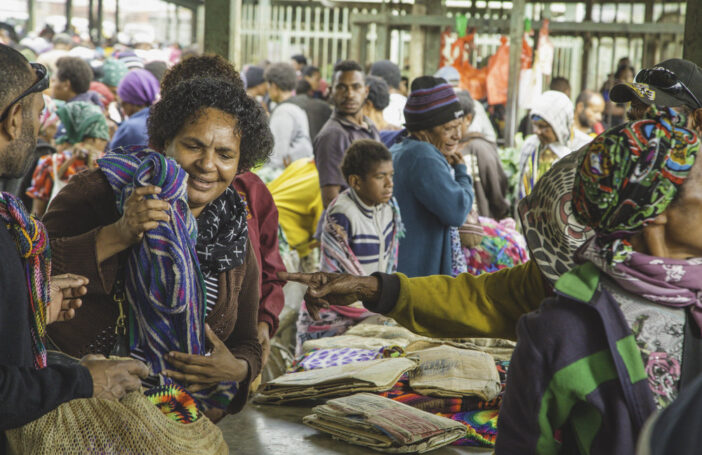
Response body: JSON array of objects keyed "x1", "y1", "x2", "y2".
[
  {"x1": 5, "y1": 390, "x2": 228, "y2": 455},
  {"x1": 0, "y1": 192, "x2": 51, "y2": 369}
]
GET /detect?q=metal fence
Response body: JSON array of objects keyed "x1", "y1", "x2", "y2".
[{"x1": 239, "y1": 1, "x2": 684, "y2": 95}]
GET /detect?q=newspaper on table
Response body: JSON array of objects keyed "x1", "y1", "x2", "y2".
[
  {"x1": 407, "y1": 345, "x2": 501, "y2": 401},
  {"x1": 303, "y1": 393, "x2": 467, "y2": 453},
  {"x1": 254, "y1": 358, "x2": 417, "y2": 404}
]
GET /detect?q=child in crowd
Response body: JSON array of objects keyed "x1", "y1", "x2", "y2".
[
  {"x1": 296, "y1": 139, "x2": 402, "y2": 353},
  {"x1": 321, "y1": 139, "x2": 402, "y2": 275}
]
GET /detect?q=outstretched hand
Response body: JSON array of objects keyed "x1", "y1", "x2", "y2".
[
  {"x1": 80, "y1": 355, "x2": 149, "y2": 401},
  {"x1": 277, "y1": 271, "x2": 380, "y2": 320},
  {"x1": 48, "y1": 273, "x2": 89, "y2": 324}
]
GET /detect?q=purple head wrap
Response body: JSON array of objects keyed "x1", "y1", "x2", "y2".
[{"x1": 117, "y1": 69, "x2": 160, "y2": 107}]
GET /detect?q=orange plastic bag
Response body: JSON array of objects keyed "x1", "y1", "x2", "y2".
[
  {"x1": 439, "y1": 30, "x2": 489, "y2": 100},
  {"x1": 485, "y1": 36, "x2": 533, "y2": 105}
]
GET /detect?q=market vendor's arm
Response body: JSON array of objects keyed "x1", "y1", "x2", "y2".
[{"x1": 280, "y1": 259, "x2": 547, "y2": 341}]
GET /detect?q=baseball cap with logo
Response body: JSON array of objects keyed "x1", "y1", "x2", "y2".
[{"x1": 610, "y1": 59, "x2": 702, "y2": 109}]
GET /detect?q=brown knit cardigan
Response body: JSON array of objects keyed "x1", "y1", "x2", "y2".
[{"x1": 43, "y1": 169, "x2": 262, "y2": 414}]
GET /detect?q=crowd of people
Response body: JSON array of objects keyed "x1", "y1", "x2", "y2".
[{"x1": 2, "y1": 25, "x2": 702, "y2": 454}]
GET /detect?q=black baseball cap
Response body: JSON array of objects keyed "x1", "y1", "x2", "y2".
[{"x1": 610, "y1": 59, "x2": 702, "y2": 109}]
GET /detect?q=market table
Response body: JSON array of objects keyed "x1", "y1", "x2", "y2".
[{"x1": 218, "y1": 403, "x2": 494, "y2": 454}]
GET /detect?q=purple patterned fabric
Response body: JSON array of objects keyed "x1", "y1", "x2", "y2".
[
  {"x1": 97, "y1": 147, "x2": 207, "y2": 377},
  {"x1": 581, "y1": 244, "x2": 702, "y2": 330}
]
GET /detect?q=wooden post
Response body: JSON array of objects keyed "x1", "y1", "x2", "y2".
[
  {"x1": 175, "y1": 6, "x2": 181, "y2": 45},
  {"x1": 65, "y1": 0, "x2": 72, "y2": 33},
  {"x1": 88, "y1": 0, "x2": 94, "y2": 43},
  {"x1": 409, "y1": 0, "x2": 427, "y2": 81},
  {"x1": 641, "y1": 0, "x2": 657, "y2": 68},
  {"x1": 374, "y1": 8, "x2": 390, "y2": 62},
  {"x1": 683, "y1": 0, "x2": 702, "y2": 66},
  {"x1": 190, "y1": 6, "x2": 198, "y2": 46},
  {"x1": 97, "y1": 0, "x2": 103, "y2": 46},
  {"x1": 350, "y1": 22, "x2": 368, "y2": 66},
  {"x1": 204, "y1": 0, "x2": 241, "y2": 64},
  {"x1": 504, "y1": 0, "x2": 526, "y2": 147},
  {"x1": 423, "y1": 0, "x2": 443, "y2": 74},
  {"x1": 580, "y1": 0, "x2": 593, "y2": 91},
  {"x1": 115, "y1": 0, "x2": 120, "y2": 35},
  {"x1": 27, "y1": 0, "x2": 36, "y2": 34}
]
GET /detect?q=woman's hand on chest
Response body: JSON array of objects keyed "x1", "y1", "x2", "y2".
[{"x1": 161, "y1": 323, "x2": 249, "y2": 392}]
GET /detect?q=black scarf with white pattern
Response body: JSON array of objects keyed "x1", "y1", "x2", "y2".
[{"x1": 195, "y1": 185, "x2": 248, "y2": 275}]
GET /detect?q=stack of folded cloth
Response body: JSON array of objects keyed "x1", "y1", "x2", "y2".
[
  {"x1": 254, "y1": 357, "x2": 417, "y2": 404},
  {"x1": 303, "y1": 393, "x2": 467, "y2": 453},
  {"x1": 377, "y1": 354, "x2": 510, "y2": 448}
]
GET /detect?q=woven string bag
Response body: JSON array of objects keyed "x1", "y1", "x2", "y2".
[{"x1": 6, "y1": 391, "x2": 229, "y2": 455}]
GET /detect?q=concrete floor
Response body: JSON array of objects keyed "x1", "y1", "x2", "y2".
[{"x1": 218, "y1": 403, "x2": 493, "y2": 454}]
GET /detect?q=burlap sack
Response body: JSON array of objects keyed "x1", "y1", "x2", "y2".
[{"x1": 6, "y1": 391, "x2": 228, "y2": 455}]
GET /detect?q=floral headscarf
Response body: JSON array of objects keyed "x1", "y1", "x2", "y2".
[
  {"x1": 99, "y1": 58, "x2": 128, "y2": 88},
  {"x1": 573, "y1": 107, "x2": 700, "y2": 264},
  {"x1": 55, "y1": 101, "x2": 110, "y2": 145}
]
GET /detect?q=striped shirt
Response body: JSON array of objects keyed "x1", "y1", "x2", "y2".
[
  {"x1": 131, "y1": 272, "x2": 219, "y2": 387},
  {"x1": 326, "y1": 189, "x2": 396, "y2": 275}
]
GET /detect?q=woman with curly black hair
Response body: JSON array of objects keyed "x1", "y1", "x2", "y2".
[{"x1": 42, "y1": 76, "x2": 273, "y2": 423}]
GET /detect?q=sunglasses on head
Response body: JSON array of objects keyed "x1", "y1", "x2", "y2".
[
  {"x1": 635, "y1": 67, "x2": 702, "y2": 110},
  {"x1": 0, "y1": 63, "x2": 50, "y2": 122}
]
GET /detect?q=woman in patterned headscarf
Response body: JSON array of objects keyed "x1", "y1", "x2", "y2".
[
  {"x1": 497, "y1": 108, "x2": 702, "y2": 454},
  {"x1": 26, "y1": 101, "x2": 110, "y2": 216}
]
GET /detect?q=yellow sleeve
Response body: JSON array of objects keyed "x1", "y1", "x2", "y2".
[{"x1": 387, "y1": 260, "x2": 546, "y2": 340}]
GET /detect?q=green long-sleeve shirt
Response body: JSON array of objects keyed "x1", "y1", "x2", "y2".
[{"x1": 366, "y1": 260, "x2": 548, "y2": 340}]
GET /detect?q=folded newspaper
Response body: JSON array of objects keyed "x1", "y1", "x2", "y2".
[
  {"x1": 408, "y1": 345, "x2": 501, "y2": 400},
  {"x1": 303, "y1": 393, "x2": 467, "y2": 453},
  {"x1": 255, "y1": 358, "x2": 417, "y2": 404}
]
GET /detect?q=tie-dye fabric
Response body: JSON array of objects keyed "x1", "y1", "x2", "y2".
[
  {"x1": 144, "y1": 383, "x2": 200, "y2": 423},
  {"x1": 462, "y1": 217, "x2": 529, "y2": 276},
  {"x1": 439, "y1": 409, "x2": 499, "y2": 447}
]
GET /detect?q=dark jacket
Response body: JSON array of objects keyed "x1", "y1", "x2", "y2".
[
  {"x1": 459, "y1": 135, "x2": 510, "y2": 219},
  {"x1": 496, "y1": 262, "x2": 660, "y2": 454},
  {"x1": 0, "y1": 224, "x2": 92, "y2": 438},
  {"x1": 390, "y1": 137, "x2": 474, "y2": 277},
  {"x1": 43, "y1": 169, "x2": 261, "y2": 414}
]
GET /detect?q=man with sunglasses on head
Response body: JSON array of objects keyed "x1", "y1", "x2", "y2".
[
  {"x1": 610, "y1": 58, "x2": 702, "y2": 135},
  {"x1": 0, "y1": 44, "x2": 148, "y2": 446}
]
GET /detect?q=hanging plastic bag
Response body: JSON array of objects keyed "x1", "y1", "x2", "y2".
[
  {"x1": 486, "y1": 35, "x2": 533, "y2": 105},
  {"x1": 535, "y1": 19, "x2": 554, "y2": 76}
]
